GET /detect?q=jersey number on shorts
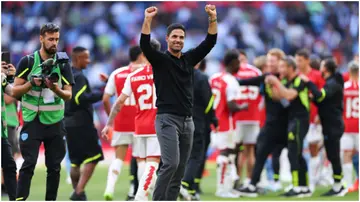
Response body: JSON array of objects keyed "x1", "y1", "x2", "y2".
[
  {"x1": 238, "y1": 86, "x2": 259, "y2": 100},
  {"x1": 346, "y1": 97, "x2": 359, "y2": 118},
  {"x1": 138, "y1": 84, "x2": 157, "y2": 110}
]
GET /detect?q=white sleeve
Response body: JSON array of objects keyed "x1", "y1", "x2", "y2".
[
  {"x1": 104, "y1": 72, "x2": 116, "y2": 95},
  {"x1": 121, "y1": 75, "x2": 132, "y2": 96},
  {"x1": 226, "y1": 77, "x2": 240, "y2": 102}
]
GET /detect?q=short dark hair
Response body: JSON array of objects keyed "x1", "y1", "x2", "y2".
[
  {"x1": 72, "y1": 46, "x2": 87, "y2": 54},
  {"x1": 239, "y1": 49, "x2": 247, "y2": 58},
  {"x1": 166, "y1": 23, "x2": 186, "y2": 36},
  {"x1": 309, "y1": 54, "x2": 321, "y2": 70},
  {"x1": 129, "y1": 46, "x2": 142, "y2": 62},
  {"x1": 40, "y1": 23, "x2": 60, "y2": 36},
  {"x1": 281, "y1": 55, "x2": 297, "y2": 70},
  {"x1": 224, "y1": 49, "x2": 239, "y2": 66},
  {"x1": 323, "y1": 58, "x2": 337, "y2": 74},
  {"x1": 295, "y1": 48, "x2": 310, "y2": 59},
  {"x1": 150, "y1": 39, "x2": 161, "y2": 51}
]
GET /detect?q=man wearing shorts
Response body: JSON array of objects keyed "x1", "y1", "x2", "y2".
[
  {"x1": 103, "y1": 39, "x2": 162, "y2": 201},
  {"x1": 103, "y1": 46, "x2": 145, "y2": 200}
]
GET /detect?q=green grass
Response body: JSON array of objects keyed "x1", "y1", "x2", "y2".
[{"x1": 2, "y1": 163, "x2": 358, "y2": 201}]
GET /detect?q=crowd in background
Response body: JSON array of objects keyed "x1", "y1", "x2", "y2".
[{"x1": 1, "y1": 1, "x2": 359, "y2": 144}]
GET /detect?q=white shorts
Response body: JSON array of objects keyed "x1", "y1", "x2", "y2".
[
  {"x1": 111, "y1": 131, "x2": 134, "y2": 146},
  {"x1": 212, "y1": 131, "x2": 236, "y2": 150},
  {"x1": 340, "y1": 133, "x2": 359, "y2": 152},
  {"x1": 305, "y1": 124, "x2": 323, "y2": 144},
  {"x1": 132, "y1": 136, "x2": 161, "y2": 159},
  {"x1": 235, "y1": 122, "x2": 260, "y2": 144}
]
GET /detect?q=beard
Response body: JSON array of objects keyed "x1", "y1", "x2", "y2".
[
  {"x1": 43, "y1": 43, "x2": 57, "y2": 55},
  {"x1": 321, "y1": 72, "x2": 325, "y2": 78},
  {"x1": 170, "y1": 47, "x2": 181, "y2": 53},
  {"x1": 170, "y1": 42, "x2": 183, "y2": 53}
]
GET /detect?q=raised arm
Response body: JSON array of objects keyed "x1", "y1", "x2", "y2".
[
  {"x1": 186, "y1": 5, "x2": 218, "y2": 66},
  {"x1": 206, "y1": 4, "x2": 217, "y2": 35},
  {"x1": 140, "y1": 6, "x2": 164, "y2": 66}
]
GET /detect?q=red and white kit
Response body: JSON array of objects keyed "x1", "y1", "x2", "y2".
[
  {"x1": 233, "y1": 64, "x2": 262, "y2": 144},
  {"x1": 122, "y1": 65, "x2": 160, "y2": 158},
  {"x1": 305, "y1": 69, "x2": 326, "y2": 143},
  {"x1": 105, "y1": 65, "x2": 137, "y2": 146},
  {"x1": 341, "y1": 80, "x2": 359, "y2": 151},
  {"x1": 210, "y1": 72, "x2": 240, "y2": 150}
]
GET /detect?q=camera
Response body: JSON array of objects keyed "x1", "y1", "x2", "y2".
[{"x1": 32, "y1": 52, "x2": 69, "y2": 88}]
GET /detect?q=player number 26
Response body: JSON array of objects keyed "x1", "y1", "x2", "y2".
[{"x1": 138, "y1": 83, "x2": 157, "y2": 110}]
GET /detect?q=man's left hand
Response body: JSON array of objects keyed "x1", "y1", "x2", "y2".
[
  {"x1": 44, "y1": 78, "x2": 58, "y2": 91},
  {"x1": 205, "y1": 4, "x2": 217, "y2": 18}
]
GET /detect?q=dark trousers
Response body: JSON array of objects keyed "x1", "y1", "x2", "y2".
[
  {"x1": 182, "y1": 119, "x2": 205, "y2": 192},
  {"x1": 7, "y1": 126, "x2": 20, "y2": 155},
  {"x1": 153, "y1": 114, "x2": 194, "y2": 201},
  {"x1": 16, "y1": 117, "x2": 66, "y2": 201},
  {"x1": 323, "y1": 130, "x2": 343, "y2": 183},
  {"x1": 2, "y1": 138, "x2": 17, "y2": 201},
  {"x1": 271, "y1": 143, "x2": 285, "y2": 182},
  {"x1": 287, "y1": 118, "x2": 309, "y2": 186},
  {"x1": 194, "y1": 127, "x2": 211, "y2": 191},
  {"x1": 250, "y1": 123, "x2": 287, "y2": 186}
]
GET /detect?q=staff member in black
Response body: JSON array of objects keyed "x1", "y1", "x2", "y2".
[
  {"x1": 193, "y1": 60, "x2": 216, "y2": 195},
  {"x1": 13, "y1": 23, "x2": 74, "y2": 201},
  {"x1": 1, "y1": 61, "x2": 17, "y2": 201},
  {"x1": 299, "y1": 59, "x2": 347, "y2": 196},
  {"x1": 181, "y1": 60, "x2": 218, "y2": 201},
  {"x1": 64, "y1": 47, "x2": 105, "y2": 200},
  {"x1": 265, "y1": 56, "x2": 311, "y2": 197},
  {"x1": 236, "y1": 52, "x2": 288, "y2": 197},
  {"x1": 140, "y1": 4, "x2": 217, "y2": 200}
]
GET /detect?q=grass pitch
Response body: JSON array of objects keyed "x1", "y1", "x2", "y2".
[{"x1": 1, "y1": 163, "x2": 358, "y2": 201}]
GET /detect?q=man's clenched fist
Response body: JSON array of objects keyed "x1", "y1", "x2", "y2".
[
  {"x1": 205, "y1": 4, "x2": 217, "y2": 18},
  {"x1": 145, "y1": 6, "x2": 158, "y2": 19}
]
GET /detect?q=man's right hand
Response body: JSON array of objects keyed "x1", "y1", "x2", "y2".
[
  {"x1": 101, "y1": 125, "x2": 113, "y2": 141},
  {"x1": 145, "y1": 6, "x2": 158, "y2": 19}
]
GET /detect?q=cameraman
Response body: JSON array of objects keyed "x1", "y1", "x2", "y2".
[
  {"x1": 12, "y1": 23, "x2": 74, "y2": 201},
  {"x1": 1, "y1": 61, "x2": 17, "y2": 201}
]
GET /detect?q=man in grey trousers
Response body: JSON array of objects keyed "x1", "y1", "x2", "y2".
[{"x1": 140, "y1": 4, "x2": 218, "y2": 201}]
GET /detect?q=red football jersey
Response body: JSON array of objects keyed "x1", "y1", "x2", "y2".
[
  {"x1": 210, "y1": 72, "x2": 240, "y2": 132},
  {"x1": 233, "y1": 64, "x2": 262, "y2": 123},
  {"x1": 343, "y1": 72, "x2": 350, "y2": 82},
  {"x1": 343, "y1": 80, "x2": 359, "y2": 133},
  {"x1": 307, "y1": 69, "x2": 325, "y2": 123},
  {"x1": 122, "y1": 65, "x2": 157, "y2": 136},
  {"x1": 105, "y1": 65, "x2": 137, "y2": 132}
]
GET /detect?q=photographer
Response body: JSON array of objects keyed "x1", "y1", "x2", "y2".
[
  {"x1": 1, "y1": 61, "x2": 17, "y2": 201},
  {"x1": 12, "y1": 23, "x2": 74, "y2": 201}
]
